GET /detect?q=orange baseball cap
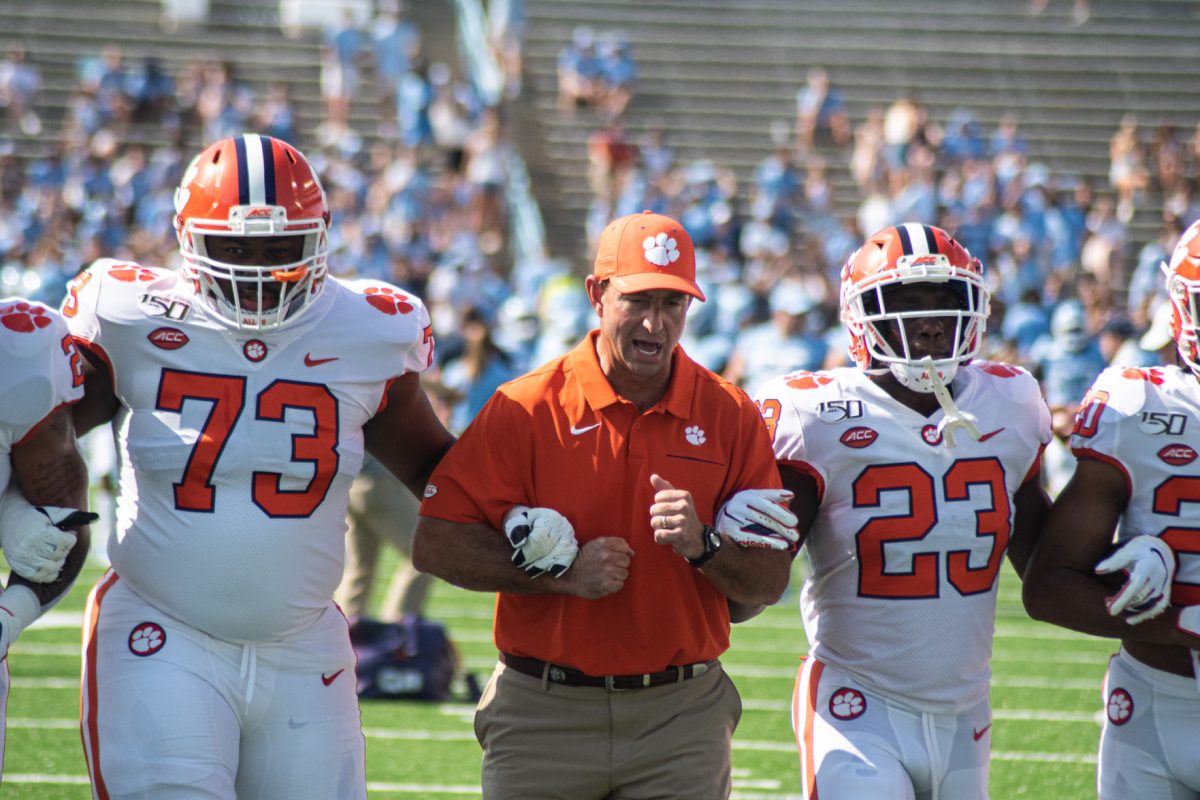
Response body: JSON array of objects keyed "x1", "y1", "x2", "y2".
[{"x1": 593, "y1": 210, "x2": 706, "y2": 301}]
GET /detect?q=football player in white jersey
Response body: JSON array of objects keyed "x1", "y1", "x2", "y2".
[
  {"x1": 65, "y1": 135, "x2": 455, "y2": 799},
  {"x1": 754, "y1": 224, "x2": 1052, "y2": 799},
  {"x1": 0, "y1": 298, "x2": 95, "y2": 781},
  {"x1": 1024, "y1": 219, "x2": 1200, "y2": 799}
]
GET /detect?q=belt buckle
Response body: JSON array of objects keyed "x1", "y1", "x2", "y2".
[{"x1": 604, "y1": 674, "x2": 643, "y2": 692}]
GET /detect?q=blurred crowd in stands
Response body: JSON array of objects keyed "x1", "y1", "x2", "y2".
[{"x1": 0, "y1": 8, "x2": 1196, "y2": 501}]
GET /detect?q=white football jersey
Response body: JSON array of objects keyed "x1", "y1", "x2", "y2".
[
  {"x1": 65, "y1": 260, "x2": 434, "y2": 642},
  {"x1": 1070, "y1": 365, "x2": 1200, "y2": 606},
  {"x1": 0, "y1": 299, "x2": 84, "y2": 495},
  {"x1": 756, "y1": 362, "x2": 1051, "y2": 713}
]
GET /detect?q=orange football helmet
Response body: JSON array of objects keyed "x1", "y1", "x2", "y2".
[
  {"x1": 840, "y1": 223, "x2": 989, "y2": 392},
  {"x1": 173, "y1": 134, "x2": 330, "y2": 331},
  {"x1": 1164, "y1": 219, "x2": 1200, "y2": 376}
]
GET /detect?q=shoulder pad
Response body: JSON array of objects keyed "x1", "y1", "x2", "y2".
[{"x1": 0, "y1": 299, "x2": 66, "y2": 360}]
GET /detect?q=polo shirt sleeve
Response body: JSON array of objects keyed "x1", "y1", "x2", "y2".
[
  {"x1": 419, "y1": 390, "x2": 532, "y2": 530},
  {"x1": 724, "y1": 394, "x2": 785, "y2": 497}
]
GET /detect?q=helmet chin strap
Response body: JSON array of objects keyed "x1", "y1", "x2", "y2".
[{"x1": 920, "y1": 356, "x2": 982, "y2": 447}]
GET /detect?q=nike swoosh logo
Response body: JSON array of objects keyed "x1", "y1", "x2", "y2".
[
  {"x1": 321, "y1": 669, "x2": 345, "y2": 686},
  {"x1": 570, "y1": 422, "x2": 601, "y2": 436},
  {"x1": 304, "y1": 354, "x2": 339, "y2": 367},
  {"x1": 973, "y1": 724, "x2": 992, "y2": 741},
  {"x1": 978, "y1": 428, "x2": 1005, "y2": 442}
]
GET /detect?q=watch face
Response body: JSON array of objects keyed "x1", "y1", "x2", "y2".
[{"x1": 708, "y1": 527, "x2": 722, "y2": 550}]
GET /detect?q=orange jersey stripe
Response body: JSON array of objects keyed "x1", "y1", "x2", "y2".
[
  {"x1": 80, "y1": 570, "x2": 120, "y2": 800},
  {"x1": 794, "y1": 657, "x2": 823, "y2": 800}
]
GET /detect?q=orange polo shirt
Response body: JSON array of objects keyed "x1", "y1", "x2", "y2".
[{"x1": 420, "y1": 331, "x2": 782, "y2": 675}]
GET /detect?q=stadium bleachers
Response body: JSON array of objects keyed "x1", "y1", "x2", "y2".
[{"x1": 518, "y1": 0, "x2": 1200, "y2": 265}]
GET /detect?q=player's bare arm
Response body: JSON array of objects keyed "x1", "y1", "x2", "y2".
[
  {"x1": 412, "y1": 516, "x2": 631, "y2": 598},
  {"x1": 364, "y1": 372, "x2": 455, "y2": 498},
  {"x1": 778, "y1": 464, "x2": 820, "y2": 547},
  {"x1": 8, "y1": 405, "x2": 91, "y2": 606},
  {"x1": 71, "y1": 347, "x2": 120, "y2": 435},
  {"x1": 1004, "y1": 475, "x2": 1052, "y2": 577},
  {"x1": 1023, "y1": 457, "x2": 1199, "y2": 651}
]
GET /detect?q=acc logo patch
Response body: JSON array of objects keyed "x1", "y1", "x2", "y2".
[
  {"x1": 1106, "y1": 688, "x2": 1133, "y2": 725},
  {"x1": 840, "y1": 427, "x2": 877, "y2": 448},
  {"x1": 147, "y1": 327, "x2": 189, "y2": 350},
  {"x1": 829, "y1": 688, "x2": 866, "y2": 721},
  {"x1": 1158, "y1": 444, "x2": 1197, "y2": 466},
  {"x1": 243, "y1": 339, "x2": 268, "y2": 362},
  {"x1": 128, "y1": 622, "x2": 166, "y2": 657}
]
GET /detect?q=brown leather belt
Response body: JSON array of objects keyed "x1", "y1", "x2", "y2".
[{"x1": 500, "y1": 652, "x2": 718, "y2": 691}]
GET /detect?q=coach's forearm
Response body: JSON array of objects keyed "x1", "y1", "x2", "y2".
[{"x1": 412, "y1": 515, "x2": 560, "y2": 594}]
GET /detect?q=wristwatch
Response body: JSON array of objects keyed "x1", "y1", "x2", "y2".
[{"x1": 686, "y1": 525, "x2": 723, "y2": 567}]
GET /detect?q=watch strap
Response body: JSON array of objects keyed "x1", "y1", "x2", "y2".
[{"x1": 686, "y1": 525, "x2": 722, "y2": 567}]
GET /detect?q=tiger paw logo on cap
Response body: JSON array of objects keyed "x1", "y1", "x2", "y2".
[
  {"x1": 592, "y1": 211, "x2": 706, "y2": 301},
  {"x1": 643, "y1": 233, "x2": 680, "y2": 268}
]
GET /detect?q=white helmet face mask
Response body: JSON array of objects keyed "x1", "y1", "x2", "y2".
[
  {"x1": 843, "y1": 256, "x2": 989, "y2": 394},
  {"x1": 185, "y1": 207, "x2": 326, "y2": 332}
]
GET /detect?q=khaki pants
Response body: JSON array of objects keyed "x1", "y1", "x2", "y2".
[
  {"x1": 474, "y1": 660, "x2": 741, "y2": 799},
  {"x1": 334, "y1": 459, "x2": 429, "y2": 620}
]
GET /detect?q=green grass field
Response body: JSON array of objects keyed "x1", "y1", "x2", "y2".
[{"x1": 2, "y1": 555, "x2": 1110, "y2": 799}]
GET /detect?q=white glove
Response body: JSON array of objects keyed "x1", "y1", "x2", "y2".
[
  {"x1": 502, "y1": 505, "x2": 579, "y2": 578},
  {"x1": 0, "y1": 584, "x2": 42, "y2": 661},
  {"x1": 1096, "y1": 535, "x2": 1175, "y2": 624},
  {"x1": 0, "y1": 487, "x2": 96, "y2": 583},
  {"x1": 715, "y1": 489, "x2": 799, "y2": 551}
]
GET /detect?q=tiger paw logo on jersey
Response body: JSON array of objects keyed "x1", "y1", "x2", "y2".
[
  {"x1": 128, "y1": 622, "x2": 166, "y2": 657},
  {"x1": 785, "y1": 371, "x2": 834, "y2": 390},
  {"x1": 977, "y1": 362, "x2": 1023, "y2": 378},
  {"x1": 643, "y1": 232, "x2": 681, "y2": 267},
  {"x1": 921, "y1": 424, "x2": 943, "y2": 446},
  {"x1": 684, "y1": 425, "x2": 706, "y2": 445},
  {"x1": 1106, "y1": 688, "x2": 1133, "y2": 725},
  {"x1": 0, "y1": 302, "x2": 53, "y2": 333},
  {"x1": 363, "y1": 286, "x2": 415, "y2": 315},
  {"x1": 243, "y1": 339, "x2": 268, "y2": 362},
  {"x1": 1121, "y1": 367, "x2": 1166, "y2": 385},
  {"x1": 829, "y1": 688, "x2": 866, "y2": 720},
  {"x1": 109, "y1": 265, "x2": 158, "y2": 283}
]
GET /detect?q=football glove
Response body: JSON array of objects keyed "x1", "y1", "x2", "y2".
[
  {"x1": 0, "y1": 487, "x2": 96, "y2": 583},
  {"x1": 1096, "y1": 535, "x2": 1175, "y2": 624},
  {"x1": 715, "y1": 489, "x2": 799, "y2": 551},
  {"x1": 0, "y1": 584, "x2": 42, "y2": 661},
  {"x1": 502, "y1": 505, "x2": 579, "y2": 578}
]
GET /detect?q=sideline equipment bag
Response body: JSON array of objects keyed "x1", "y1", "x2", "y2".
[{"x1": 350, "y1": 615, "x2": 469, "y2": 701}]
